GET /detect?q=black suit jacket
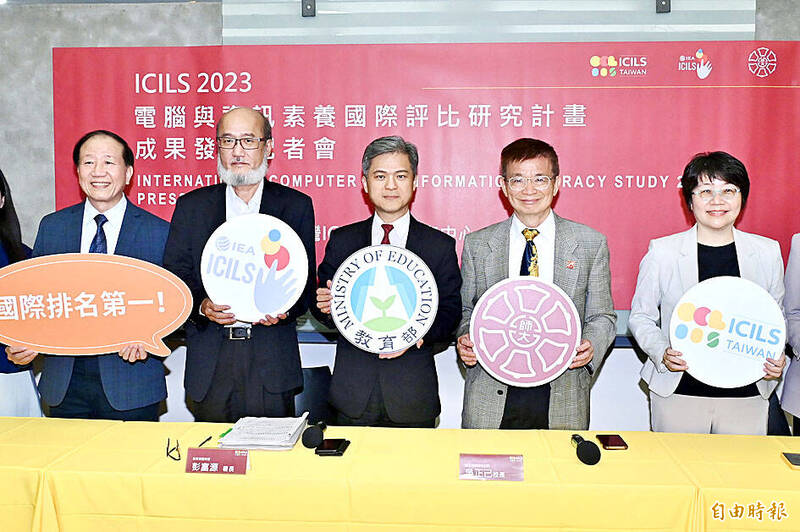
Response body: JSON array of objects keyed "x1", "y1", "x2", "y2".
[
  {"x1": 163, "y1": 180, "x2": 316, "y2": 401},
  {"x1": 313, "y1": 215, "x2": 461, "y2": 423}
]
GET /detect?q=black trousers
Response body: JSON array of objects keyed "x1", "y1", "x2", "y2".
[
  {"x1": 334, "y1": 379, "x2": 435, "y2": 428},
  {"x1": 190, "y1": 337, "x2": 295, "y2": 423},
  {"x1": 49, "y1": 357, "x2": 159, "y2": 421},
  {"x1": 767, "y1": 392, "x2": 792, "y2": 436},
  {"x1": 499, "y1": 383, "x2": 550, "y2": 429}
]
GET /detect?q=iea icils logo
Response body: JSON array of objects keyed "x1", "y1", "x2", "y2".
[
  {"x1": 677, "y1": 49, "x2": 713, "y2": 80},
  {"x1": 200, "y1": 213, "x2": 308, "y2": 323}
]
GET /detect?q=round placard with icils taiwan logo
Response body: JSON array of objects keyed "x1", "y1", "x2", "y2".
[
  {"x1": 470, "y1": 277, "x2": 581, "y2": 387},
  {"x1": 669, "y1": 276, "x2": 785, "y2": 388},
  {"x1": 200, "y1": 213, "x2": 307, "y2": 323},
  {"x1": 329, "y1": 245, "x2": 438, "y2": 354}
]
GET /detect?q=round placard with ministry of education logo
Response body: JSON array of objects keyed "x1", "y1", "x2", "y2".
[
  {"x1": 330, "y1": 245, "x2": 438, "y2": 354},
  {"x1": 669, "y1": 276, "x2": 785, "y2": 388},
  {"x1": 200, "y1": 213, "x2": 308, "y2": 323},
  {"x1": 470, "y1": 277, "x2": 581, "y2": 388}
]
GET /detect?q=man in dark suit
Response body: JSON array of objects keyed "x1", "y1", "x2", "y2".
[
  {"x1": 314, "y1": 136, "x2": 461, "y2": 428},
  {"x1": 6, "y1": 130, "x2": 169, "y2": 421},
  {"x1": 163, "y1": 107, "x2": 316, "y2": 423}
]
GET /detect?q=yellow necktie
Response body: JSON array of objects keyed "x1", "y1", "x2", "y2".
[{"x1": 521, "y1": 228, "x2": 540, "y2": 277}]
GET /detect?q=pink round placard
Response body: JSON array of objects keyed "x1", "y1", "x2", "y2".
[{"x1": 469, "y1": 278, "x2": 581, "y2": 387}]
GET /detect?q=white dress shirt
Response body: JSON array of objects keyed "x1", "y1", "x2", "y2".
[
  {"x1": 223, "y1": 180, "x2": 265, "y2": 325},
  {"x1": 508, "y1": 209, "x2": 555, "y2": 283},
  {"x1": 371, "y1": 211, "x2": 410, "y2": 248},
  {"x1": 80, "y1": 197, "x2": 127, "y2": 254},
  {"x1": 225, "y1": 180, "x2": 264, "y2": 220}
]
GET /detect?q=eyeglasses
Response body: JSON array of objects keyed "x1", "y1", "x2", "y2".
[
  {"x1": 216, "y1": 136, "x2": 266, "y2": 150},
  {"x1": 691, "y1": 186, "x2": 741, "y2": 202},
  {"x1": 166, "y1": 438, "x2": 181, "y2": 461},
  {"x1": 505, "y1": 175, "x2": 554, "y2": 191}
]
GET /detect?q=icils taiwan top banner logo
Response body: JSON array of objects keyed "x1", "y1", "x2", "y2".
[
  {"x1": 329, "y1": 245, "x2": 438, "y2": 354},
  {"x1": 669, "y1": 276, "x2": 785, "y2": 388},
  {"x1": 470, "y1": 278, "x2": 582, "y2": 387},
  {"x1": 200, "y1": 214, "x2": 308, "y2": 323}
]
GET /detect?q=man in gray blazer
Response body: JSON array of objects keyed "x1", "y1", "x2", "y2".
[{"x1": 456, "y1": 138, "x2": 616, "y2": 430}]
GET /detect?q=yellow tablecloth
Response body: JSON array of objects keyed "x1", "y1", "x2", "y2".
[
  {"x1": 0, "y1": 417, "x2": 797, "y2": 531},
  {"x1": 657, "y1": 432, "x2": 800, "y2": 531}
]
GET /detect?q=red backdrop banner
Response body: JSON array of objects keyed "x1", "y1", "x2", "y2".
[{"x1": 52, "y1": 42, "x2": 799, "y2": 309}]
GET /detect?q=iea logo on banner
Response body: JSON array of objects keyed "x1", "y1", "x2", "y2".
[
  {"x1": 201, "y1": 213, "x2": 307, "y2": 323},
  {"x1": 470, "y1": 278, "x2": 581, "y2": 387},
  {"x1": 330, "y1": 245, "x2": 438, "y2": 354}
]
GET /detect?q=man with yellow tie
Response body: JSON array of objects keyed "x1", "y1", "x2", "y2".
[{"x1": 456, "y1": 138, "x2": 616, "y2": 430}]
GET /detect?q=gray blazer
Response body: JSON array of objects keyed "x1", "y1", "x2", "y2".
[
  {"x1": 459, "y1": 214, "x2": 616, "y2": 430},
  {"x1": 782, "y1": 233, "x2": 800, "y2": 417},
  {"x1": 629, "y1": 225, "x2": 784, "y2": 400}
]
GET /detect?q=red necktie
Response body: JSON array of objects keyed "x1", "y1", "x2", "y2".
[{"x1": 381, "y1": 224, "x2": 393, "y2": 244}]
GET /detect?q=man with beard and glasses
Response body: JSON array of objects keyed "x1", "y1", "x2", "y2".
[{"x1": 164, "y1": 107, "x2": 316, "y2": 422}]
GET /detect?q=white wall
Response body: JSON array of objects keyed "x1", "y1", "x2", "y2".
[{"x1": 160, "y1": 343, "x2": 652, "y2": 431}]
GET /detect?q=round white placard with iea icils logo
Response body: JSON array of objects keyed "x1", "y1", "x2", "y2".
[
  {"x1": 469, "y1": 277, "x2": 581, "y2": 387},
  {"x1": 329, "y1": 245, "x2": 438, "y2": 354},
  {"x1": 200, "y1": 213, "x2": 307, "y2": 323},
  {"x1": 669, "y1": 276, "x2": 785, "y2": 388}
]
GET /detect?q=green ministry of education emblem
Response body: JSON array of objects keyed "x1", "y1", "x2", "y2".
[{"x1": 330, "y1": 245, "x2": 438, "y2": 354}]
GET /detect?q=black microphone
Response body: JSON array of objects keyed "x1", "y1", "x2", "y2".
[
  {"x1": 571, "y1": 434, "x2": 601, "y2": 465},
  {"x1": 302, "y1": 422, "x2": 327, "y2": 448}
]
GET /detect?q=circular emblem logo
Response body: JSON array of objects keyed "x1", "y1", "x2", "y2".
[
  {"x1": 470, "y1": 278, "x2": 581, "y2": 387},
  {"x1": 669, "y1": 276, "x2": 786, "y2": 388},
  {"x1": 748, "y1": 47, "x2": 777, "y2": 78},
  {"x1": 200, "y1": 213, "x2": 307, "y2": 323},
  {"x1": 330, "y1": 245, "x2": 438, "y2": 354}
]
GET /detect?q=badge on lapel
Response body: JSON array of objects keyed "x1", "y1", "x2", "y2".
[{"x1": 566, "y1": 260, "x2": 576, "y2": 270}]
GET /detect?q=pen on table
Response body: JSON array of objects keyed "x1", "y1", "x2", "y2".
[
  {"x1": 198, "y1": 436, "x2": 212, "y2": 448},
  {"x1": 219, "y1": 428, "x2": 232, "y2": 438}
]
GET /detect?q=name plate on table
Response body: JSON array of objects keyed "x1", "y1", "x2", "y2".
[
  {"x1": 186, "y1": 448, "x2": 249, "y2": 475},
  {"x1": 200, "y1": 214, "x2": 308, "y2": 323},
  {"x1": 669, "y1": 276, "x2": 786, "y2": 388},
  {"x1": 459, "y1": 453, "x2": 524, "y2": 481},
  {"x1": 470, "y1": 278, "x2": 581, "y2": 387},
  {"x1": 330, "y1": 245, "x2": 438, "y2": 354}
]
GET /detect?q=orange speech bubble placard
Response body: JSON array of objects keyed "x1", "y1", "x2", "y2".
[{"x1": 0, "y1": 253, "x2": 192, "y2": 356}]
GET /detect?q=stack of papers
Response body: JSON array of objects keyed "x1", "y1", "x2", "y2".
[{"x1": 218, "y1": 412, "x2": 309, "y2": 450}]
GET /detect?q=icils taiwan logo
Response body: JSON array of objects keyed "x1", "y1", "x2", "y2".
[
  {"x1": 672, "y1": 302, "x2": 725, "y2": 348},
  {"x1": 200, "y1": 214, "x2": 308, "y2": 323},
  {"x1": 673, "y1": 302, "x2": 782, "y2": 359},
  {"x1": 469, "y1": 278, "x2": 581, "y2": 387},
  {"x1": 677, "y1": 49, "x2": 713, "y2": 79},
  {"x1": 589, "y1": 54, "x2": 647, "y2": 77},
  {"x1": 669, "y1": 276, "x2": 786, "y2": 389},
  {"x1": 748, "y1": 47, "x2": 777, "y2": 78},
  {"x1": 330, "y1": 245, "x2": 438, "y2": 354}
]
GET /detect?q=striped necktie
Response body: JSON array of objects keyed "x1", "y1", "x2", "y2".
[{"x1": 89, "y1": 214, "x2": 108, "y2": 254}]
